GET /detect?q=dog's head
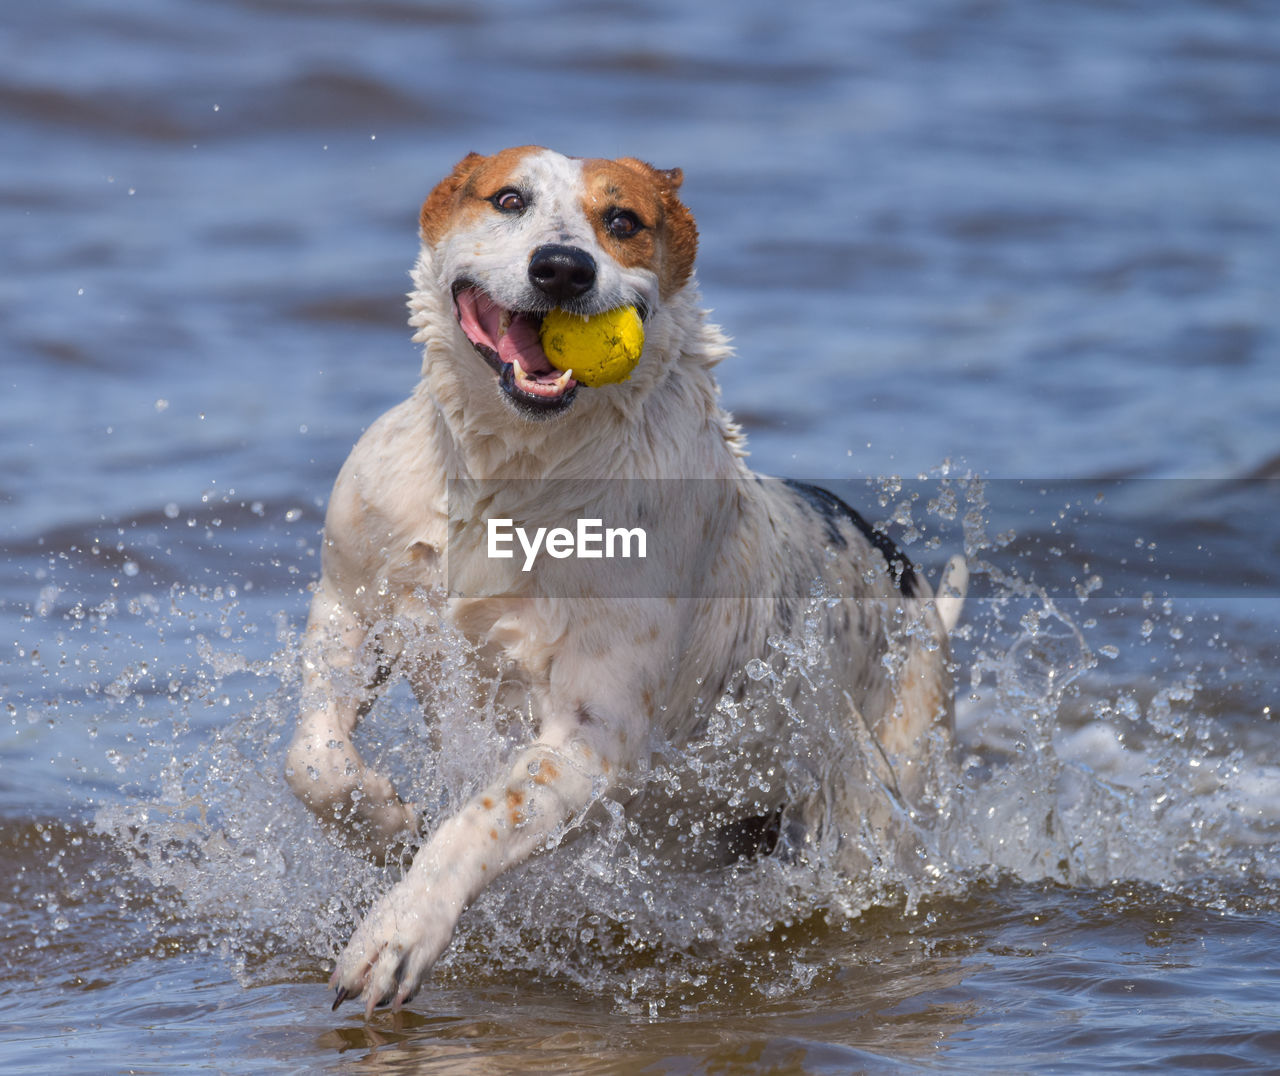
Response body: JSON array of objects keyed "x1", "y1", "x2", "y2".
[{"x1": 413, "y1": 146, "x2": 699, "y2": 421}]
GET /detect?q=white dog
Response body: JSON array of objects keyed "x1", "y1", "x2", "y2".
[{"x1": 285, "y1": 146, "x2": 966, "y2": 1015}]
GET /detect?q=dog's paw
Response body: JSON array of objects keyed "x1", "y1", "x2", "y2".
[{"x1": 329, "y1": 879, "x2": 455, "y2": 1017}]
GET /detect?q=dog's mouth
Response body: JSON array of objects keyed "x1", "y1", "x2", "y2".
[{"x1": 452, "y1": 283, "x2": 578, "y2": 414}]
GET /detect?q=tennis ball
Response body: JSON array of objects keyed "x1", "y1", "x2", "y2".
[{"x1": 540, "y1": 306, "x2": 644, "y2": 387}]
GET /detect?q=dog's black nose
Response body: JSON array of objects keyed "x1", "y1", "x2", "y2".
[{"x1": 528, "y1": 244, "x2": 597, "y2": 303}]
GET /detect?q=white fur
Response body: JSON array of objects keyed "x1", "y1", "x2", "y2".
[{"x1": 285, "y1": 148, "x2": 965, "y2": 1015}]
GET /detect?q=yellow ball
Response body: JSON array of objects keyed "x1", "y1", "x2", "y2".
[{"x1": 539, "y1": 306, "x2": 644, "y2": 387}]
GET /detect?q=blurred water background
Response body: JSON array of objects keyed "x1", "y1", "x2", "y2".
[{"x1": 3, "y1": 0, "x2": 1279, "y2": 1071}]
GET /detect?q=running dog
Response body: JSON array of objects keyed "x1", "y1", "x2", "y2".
[{"x1": 285, "y1": 146, "x2": 966, "y2": 1015}]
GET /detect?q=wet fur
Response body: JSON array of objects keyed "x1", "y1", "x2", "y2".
[{"x1": 285, "y1": 146, "x2": 966, "y2": 1015}]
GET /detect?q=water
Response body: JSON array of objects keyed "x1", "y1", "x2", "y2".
[{"x1": 4, "y1": 0, "x2": 1280, "y2": 1070}]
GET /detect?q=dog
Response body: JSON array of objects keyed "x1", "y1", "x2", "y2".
[{"x1": 285, "y1": 146, "x2": 967, "y2": 1016}]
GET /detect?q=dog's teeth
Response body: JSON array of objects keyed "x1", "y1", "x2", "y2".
[
  {"x1": 512, "y1": 363, "x2": 573, "y2": 394},
  {"x1": 499, "y1": 310, "x2": 511, "y2": 336}
]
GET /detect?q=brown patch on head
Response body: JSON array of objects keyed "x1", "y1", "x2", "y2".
[
  {"x1": 642, "y1": 687, "x2": 654, "y2": 715},
  {"x1": 419, "y1": 145, "x2": 546, "y2": 245},
  {"x1": 580, "y1": 157, "x2": 698, "y2": 299},
  {"x1": 481, "y1": 796, "x2": 495, "y2": 810},
  {"x1": 505, "y1": 788, "x2": 524, "y2": 809},
  {"x1": 532, "y1": 760, "x2": 559, "y2": 785}
]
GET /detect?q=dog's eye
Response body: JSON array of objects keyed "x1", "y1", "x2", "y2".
[
  {"x1": 606, "y1": 209, "x2": 642, "y2": 239},
  {"x1": 491, "y1": 188, "x2": 526, "y2": 213}
]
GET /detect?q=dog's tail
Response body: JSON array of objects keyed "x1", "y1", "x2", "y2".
[{"x1": 935, "y1": 554, "x2": 968, "y2": 635}]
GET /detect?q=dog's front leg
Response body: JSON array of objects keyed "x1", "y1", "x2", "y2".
[
  {"x1": 285, "y1": 577, "x2": 419, "y2": 859},
  {"x1": 329, "y1": 704, "x2": 625, "y2": 1016}
]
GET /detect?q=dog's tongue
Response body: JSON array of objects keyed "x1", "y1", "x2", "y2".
[
  {"x1": 456, "y1": 287, "x2": 501, "y2": 351},
  {"x1": 456, "y1": 288, "x2": 557, "y2": 376},
  {"x1": 498, "y1": 312, "x2": 554, "y2": 376}
]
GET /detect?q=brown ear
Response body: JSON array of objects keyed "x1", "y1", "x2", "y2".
[
  {"x1": 419, "y1": 152, "x2": 485, "y2": 244},
  {"x1": 616, "y1": 157, "x2": 698, "y2": 296},
  {"x1": 659, "y1": 185, "x2": 698, "y2": 296},
  {"x1": 655, "y1": 166, "x2": 684, "y2": 192},
  {"x1": 617, "y1": 158, "x2": 683, "y2": 194}
]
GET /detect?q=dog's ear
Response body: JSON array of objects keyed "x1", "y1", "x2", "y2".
[
  {"x1": 656, "y1": 166, "x2": 684, "y2": 192},
  {"x1": 659, "y1": 173, "x2": 697, "y2": 296},
  {"x1": 618, "y1": 158, "x2": 698, "y2": 297},
  {"x1": 625, "y1": 162, "x2": 684, "y2": 194},
  {"x1": 618, "y1": 158, "x2": 683, "y2": 194},
  {"x1": 420, "y1": 152, "x2": 485, "y2": 244}
]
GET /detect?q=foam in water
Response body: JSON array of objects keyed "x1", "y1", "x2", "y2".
[{"x1": 91, "y1": 475, "x2": 1280, "y2": 1006}]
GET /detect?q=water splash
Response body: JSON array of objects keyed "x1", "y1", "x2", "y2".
[{"x1": 83, "y1": 476, "x2": 1280, "y2": 1007}]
